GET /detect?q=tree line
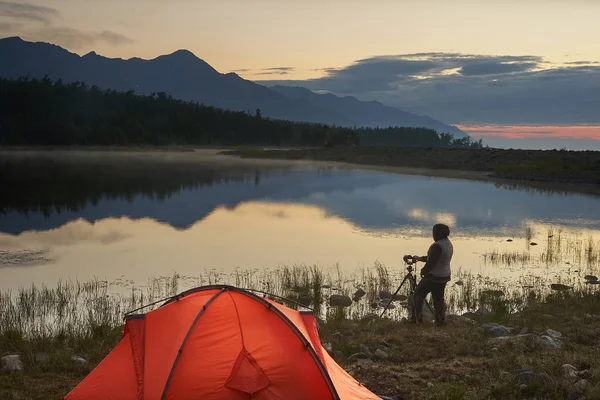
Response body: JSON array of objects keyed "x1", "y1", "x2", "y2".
[{"x1": 0, "y1": 77, "x2": 482, "y2": 148}]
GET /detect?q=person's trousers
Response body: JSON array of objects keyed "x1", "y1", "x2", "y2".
[{"x1": 412, "y1": 277, "x2": 447, "y2": 324}]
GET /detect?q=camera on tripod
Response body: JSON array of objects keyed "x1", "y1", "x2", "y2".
[{"x1": 402, "y1": 254, "x2": 425, "y2": 272}]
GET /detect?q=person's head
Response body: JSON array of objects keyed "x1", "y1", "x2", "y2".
[{"x1": 432, "y1": 223, "x2": 450, "y2": 241}]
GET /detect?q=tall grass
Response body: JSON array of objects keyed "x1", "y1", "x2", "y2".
[{"x1": 1, "y1": 262, "x2": 596, "y2": 343}]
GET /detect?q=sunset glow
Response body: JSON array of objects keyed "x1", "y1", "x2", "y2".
[{"x1": 457, "y1": 125, "x2": 600, "y2": 141}]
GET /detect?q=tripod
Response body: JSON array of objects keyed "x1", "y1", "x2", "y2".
[{"x1": 380, "y1": 255, "x2": 434, "y2": 319}]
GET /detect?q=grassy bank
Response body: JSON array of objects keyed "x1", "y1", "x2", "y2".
[
  {"x1": 223, "y1": 147, "x2": 600, "y2": 187},
  {"x1": 1, "y1": 262, "x2": 599, "y2": 399}
]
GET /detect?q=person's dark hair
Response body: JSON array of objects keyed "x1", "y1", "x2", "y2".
[{"x1": 433, "y1": 224, "x2": 450, "y2": 240}]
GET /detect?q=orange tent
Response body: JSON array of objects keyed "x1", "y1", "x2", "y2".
[{"x1": 63, "y1": 285, "x2": 382, "y2": 400}]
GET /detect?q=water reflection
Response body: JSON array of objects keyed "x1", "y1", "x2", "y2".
[{"x1": 1, "y1": 155, "x2": 600, "y2": 292}]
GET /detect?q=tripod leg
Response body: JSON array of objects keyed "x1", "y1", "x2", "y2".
[{"x1": 380, "y1": 273, "x2": 410, "y2": 317}]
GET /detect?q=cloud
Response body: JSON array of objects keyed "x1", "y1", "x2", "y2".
[
  {"x1": 232, "y1": 66, "x2": 296, "y2": 76},
  {"x1": 262, "y1": 53, "x2": 600, "y2": 125},
  {"x1": 0, "y1": 1, "x2": 58, "y2": 24},
  {"x1": 0, "y1": 1, "x2": 133, "y2": 49}
]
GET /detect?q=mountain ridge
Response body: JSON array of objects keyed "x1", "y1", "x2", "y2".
[{"x1": 0, "y1": 36, "x2": 465, "y2": 136}]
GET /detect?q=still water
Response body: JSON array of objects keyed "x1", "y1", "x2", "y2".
[{"x1": 1, "y1": 151, "x2": 599, "y2": 294}]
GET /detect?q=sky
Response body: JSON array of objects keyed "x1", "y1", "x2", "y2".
[{"x1": 1, "y1": 0, "x2": 600, "y2": 148}]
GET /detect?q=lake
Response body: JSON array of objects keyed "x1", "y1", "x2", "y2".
[{"x1": 1, "y1": 150, "x2": 599, "y2": 305}]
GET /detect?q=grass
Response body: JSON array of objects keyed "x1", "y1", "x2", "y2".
[
  {"x1": 1, "y1": 260, "x2": 599, "y2": 399},
  {"x1": 222, "y1": 146, "x2": 600, "y2": 187}
]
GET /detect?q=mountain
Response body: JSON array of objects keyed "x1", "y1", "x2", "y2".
[
  {"x1": 270, "y1": 86, "x2": 466, "y2": 137},
  {"x1": 0, "y1": 36, "x2": 465, "y2": 136}
]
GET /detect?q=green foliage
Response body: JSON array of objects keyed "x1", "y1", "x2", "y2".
[{"x1": 359, "y1": 128, "x2": 484, "y2": 148}]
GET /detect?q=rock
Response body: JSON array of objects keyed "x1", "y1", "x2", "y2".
[
  {"x1": 374, "y1": 348, "x2": 389, "y2": 359},
  {"x1": 584, "y1": 275, "x2": 598, "y2": 282},
  {"x1": 357, "y1": 358, "x2": 374, "y2": 365},
  {"x1": 446, "y1": 314, "x2": 476, "y2": 325},
  {"x1": 379, "y1": 290, "x2": 392, "y2": 300},
  {"x1": 573, "y1": 379, "x2": 590, "y2": 392},
  {"x1": 586, "y1": 280, "x2": 600, "y2": 285},
  {"x1": 333, "y1": 350, "x2": 344, "y2": 360},
  {"x1": 514, "y1": 370, "x2": 552, "y2": 388},
  {"x1": 427, "y1": 382, "x2": 434, "y2": 388},
  {"x1": 360, "y1": 344, "x2": 373, "y2": 357},
  {"x1": 322, "y1": 342, "x2": 333, "y2": 355},
  {"x1": 530, "y1": 242, "x2": 538, "y2": 246},
  {"x1": 519, "y1": 327, "x2": 529, "y2": 335},
  {"x1": 545, "y1": 329, "x2": 563, "y2": 340},
  {"x1": 329, "y1": 294, "x2": 352, "y2": 307},
  {"x1": 1, "y1": 355, "x2": 23, "y2": 372},
  {"x1": 298, "y1": 295, "x2": 311, "y2": 307},
  {"x1": 507, "y1": 239, "x2": 513, "y2": 242},
  {"x1": 455, "y1": 280, "x2": 464, "y2": 286},
  {"x1": 461, "y1": 311, "x2": 478, "y2": 320},
  {"x1": 369, "y1": 302, "x2": 379, "y2": 309},
  {"x1": 540, "y1": 335, "x2": 563, "y2": 349},
  {"x1": 72, "y1": 355, "x2": 88, "y2": 365},
  {"x1": 561, "y1": 364, "x2": 578, "y2": 380},
  {"x1": 482, "y1": 322, "x2": 512, "y2": 337},
  {"x1": 550, "y1": 283, "x2": 572, "y2": 291},
  {"x1": 352, "y1": 288, "x2": 366, "y2": 301},
  {"x1": 394, "y1": 294, "x2": 408, "y2": 301}
]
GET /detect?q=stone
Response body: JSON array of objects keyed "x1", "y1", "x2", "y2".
[
  {"x1": 374, "y1": 348, "x2": 389, "y2": 359},
  {"x1": 333, "y1": 350, "x2": 344, "y2": 361},
  {"x1": 352, "y1": 288, "x2": 366, "y2": 301},
  {"x1": 540, "y1": 335, "x2": 563, "y2": 349},
  {"x1": 1, "y1": 355, "x2": 23, "y2": 372},
  {"x1": 455, "y1": 280, "x2": 464, "y2": 286},
  {"x1": 329, "y1": 294, "x2": 352, "y2": 307},
  {"x1": 514, "y1": 370, "x2": 552, "y2": 389},
  {"x1": 475, "y1": 306, "x2": 492, "y2": 317},
  {"x1": 545, "y1": 329, "x2": 563, "y2": 340},
  {"x1": 573, "y1": 379, "x2": 590, "y2": 392},
  {"x1": 322, "y1": 342, "x2": 333, "y2": 355},
  {"x1": 550, "y1": 283, "x2": 572, "y2": 291},
  {"x1": 584, "y1": 275, "x2": 598, "y2": 282},
  {"x1": 519, "y1": 327, "x2": 529, "y2": 335},
  {"x1": 72, "y1": 355, "x2": 88, "y2": 365},
  {"x1": 482, "y1": 322, "x2": 512, "y2": 337},
  {"x1": 561, "y1": 364, "x2": 578, "y2": 380},
  {"x1": 472, "y1": 326, "x2": 485, "y2": 335},
  {"x1": 577, "y1": 370, "x2": 591, "y2": 379},
  {"x1": 379, "y1": 300, "x2": 396, "y2": 310},
  {"x1": 427, "y1": 382, "x2": 434, "y2": 388}
]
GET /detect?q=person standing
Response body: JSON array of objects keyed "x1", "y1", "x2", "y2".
[{"x1": 413, "y1": 223, "x2": 453, "y2": 325}]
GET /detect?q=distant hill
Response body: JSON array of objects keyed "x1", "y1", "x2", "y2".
[
  {"x1": 270, "y1": 86, "x2": 466, "y2": 137},
  {"x1": 0, "y1": 36, "x2": 465, "y2": 136}
]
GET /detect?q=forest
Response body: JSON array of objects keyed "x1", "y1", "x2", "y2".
[{"x1": 0, "y1": 77, "x2": 482, "y2": 148}]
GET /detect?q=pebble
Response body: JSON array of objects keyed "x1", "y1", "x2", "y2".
[
  {"x1": 573, "y1": 379, "x2": 590, "y2": 392},
  {"x1": 561, "y1": 364, "x2": 578, "y2": 380},
  {"x1": 1, "y1": 355, "x2": 23, "y2": 372}
]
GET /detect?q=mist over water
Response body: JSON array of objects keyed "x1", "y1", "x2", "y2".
[{"x1": 1, "y1": 153, "x2": 599, "y2": 293}]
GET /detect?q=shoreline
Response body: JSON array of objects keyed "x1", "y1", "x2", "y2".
[{"x1": 2, "y1": 147, "x2": 600, "y2": 196}]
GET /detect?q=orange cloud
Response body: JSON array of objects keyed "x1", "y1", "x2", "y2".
[{"x1": 457, "y1": 125, "x2": 600, "y2": 140}]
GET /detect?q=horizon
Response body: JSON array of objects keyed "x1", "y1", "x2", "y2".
[{"x1": 1, "y1": 0, "x2": 600, "y2": 149}]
